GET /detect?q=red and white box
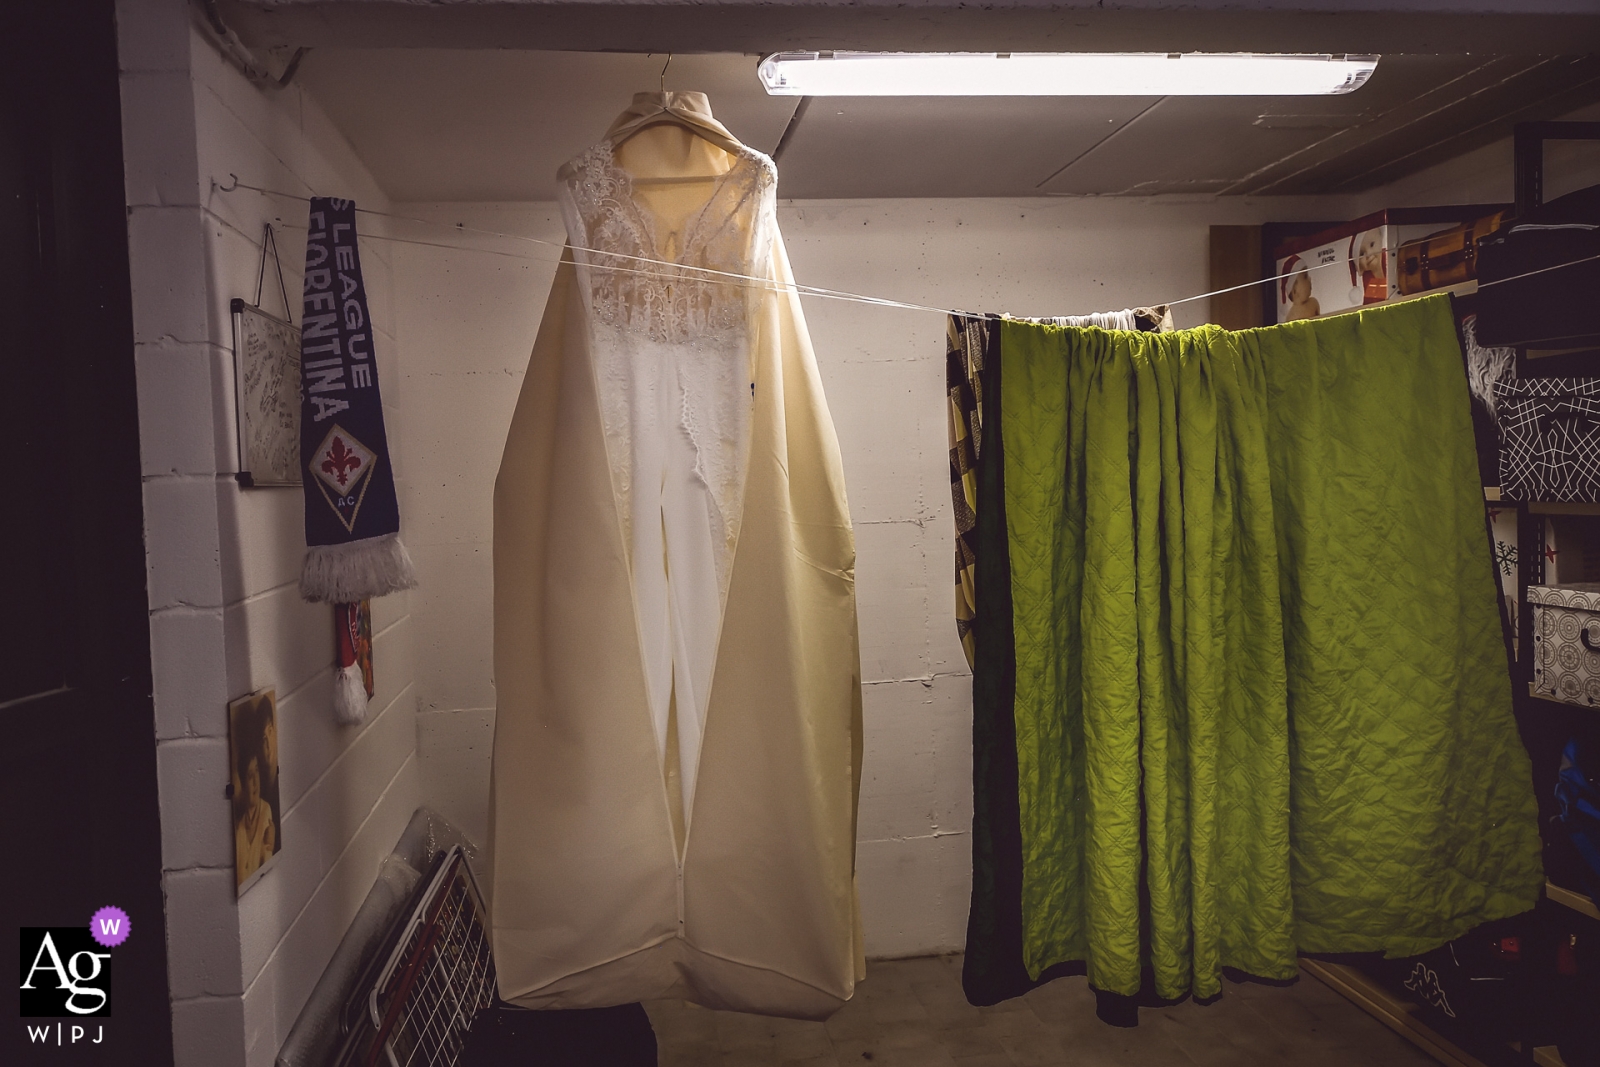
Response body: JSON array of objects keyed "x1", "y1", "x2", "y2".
[{"x1": 1273, "y1": 206, "x2": 1508, "y2": 323}]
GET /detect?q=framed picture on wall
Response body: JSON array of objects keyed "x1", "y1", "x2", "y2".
[
  {"x1": 231, "y1": 299, "x2": 301, "y2": 488},
  {"x1": 229, "y1": 688, "x2": 283, "y2": 895}
]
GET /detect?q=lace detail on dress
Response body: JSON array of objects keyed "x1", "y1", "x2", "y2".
[
  {"x1": 556, "y1": 138, "x2": 776, "y2": 603},
  {"x1": 561, "y1": 141, "x2": 776, "y2": 345}
]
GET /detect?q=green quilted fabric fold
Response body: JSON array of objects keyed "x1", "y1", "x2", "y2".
[
  {"x1": 1002, "y1": 320, "x2": 1295, "y2": 1000},
  {"x1": 998, "y1": 296, "x2": 1542, "y2": 1004},
  {"x1": 1246, "y1": 297, "x2": 1543, "y2": 955}
]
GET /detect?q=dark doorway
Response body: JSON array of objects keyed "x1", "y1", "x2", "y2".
[{"x1": 2, "y1": 1, "x2": 173, "y2": 1064}]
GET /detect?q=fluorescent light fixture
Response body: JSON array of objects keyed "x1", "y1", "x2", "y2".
[{"x1": 757, "y1": 52, "x2": 1379, "y2": 97}]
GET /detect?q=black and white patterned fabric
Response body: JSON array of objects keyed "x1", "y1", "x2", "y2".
[{"x1": 1495, "y1": 378, "x2": 1600, "y2": 501}]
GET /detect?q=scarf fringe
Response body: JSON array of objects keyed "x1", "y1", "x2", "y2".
[
  {"x1": 301, "y1": 532, "x2": 418, "y2": 603},
  {"x1": 334, "y1": 663, "x2": 370, "y2": 726}
]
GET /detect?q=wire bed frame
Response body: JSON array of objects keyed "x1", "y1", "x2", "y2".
[{"x1": 360, "y1": 846, "x2": 496, "y2": 1067}]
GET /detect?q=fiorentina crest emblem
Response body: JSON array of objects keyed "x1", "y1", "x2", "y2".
[{"x1": 309, "y1": 425, "x2": 378, "y2": 532}]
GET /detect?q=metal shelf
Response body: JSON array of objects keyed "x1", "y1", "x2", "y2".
[
  {"x1": 1527, "y1": 501, "x2": 1600, "y2": 516},
  {"x1": 1525, "y1": 683, "x2": 1600, "y2": 709},
  {"x1": 1303, "y1": 958, "x2": 1574, "y2": 1067},
  {"x1": 1301, "y1": 958, "x2": 1489, "y2": 1067},
  {"x1": 1317, "y1": 279, "x2": 1479, "y2": 321},
  {"x1": 1484, "y1": 494, "x2": 1600, "y2": 514}
]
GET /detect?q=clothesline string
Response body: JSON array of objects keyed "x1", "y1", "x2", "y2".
[
  {"x1": 213, "y1": 174, "x2": 1600, "y2": 320},
  {"x1": 216, "y1": 175, "x2": 954, "y2": 315},
  {"x1": 215, "y1": 174, "x2": 1334, "y2": 314}
]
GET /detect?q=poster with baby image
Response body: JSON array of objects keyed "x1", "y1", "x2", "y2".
[
  {"x1": 229, "y1": 688, "x2": 283, "y2": 894},
  {"x1": 1272, "y1": 209, "x2": 1499, "y2": 323},
  {"x1": 1276, "y1": 226, "x2": 1386, "y2": 324}
]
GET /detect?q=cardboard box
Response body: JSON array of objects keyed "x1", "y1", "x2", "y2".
[{"x1": 1273, "y1": 206, "x2": 1509, "y2": 324}]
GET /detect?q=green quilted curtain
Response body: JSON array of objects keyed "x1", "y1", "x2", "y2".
[
  {"x1": 1247, "y1": 299, "x2": 1543, "y2": 956},
  {"x1": 965, "y1": 296, "x2": 1542, "y2": 1008}
]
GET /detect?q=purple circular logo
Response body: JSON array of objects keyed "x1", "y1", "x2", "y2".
[{"x1": 89, "y1": 906, "x2": 130, "y2": 948}]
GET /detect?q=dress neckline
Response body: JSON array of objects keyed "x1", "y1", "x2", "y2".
[{"x1": 590, "y1": 139, "x2": 762, "y2": 268}]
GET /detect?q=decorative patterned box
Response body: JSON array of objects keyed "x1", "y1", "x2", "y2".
[
  {"x1": 1530, "y1": 583, "x2": 1600, "y2": 706},
  {"x1": 1495, "y1": 378, "x2": 1600, "y2": 503}
]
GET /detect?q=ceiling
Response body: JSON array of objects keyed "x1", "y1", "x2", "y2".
[
  {"x1": 225, "y1": 0, "x2": 1600, "y2": 56},
  {"x1": 295, "y1": 49, "x2": 1600, "y2": 201}
]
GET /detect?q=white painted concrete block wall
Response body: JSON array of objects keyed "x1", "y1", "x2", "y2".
[
  {"x1": 390, "y1": 192, "x2": 1368, "y2": 959},
  {"x1": 118, "y1": 4, "x2": 420, "y2": 1064},
  {"x1": 387, "y1": 206, "x2": 567, "y2": 848}
]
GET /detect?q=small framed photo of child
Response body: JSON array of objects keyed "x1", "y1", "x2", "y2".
[{"x1": 229, "y1": 688, "x2": 283, "y2": 894}]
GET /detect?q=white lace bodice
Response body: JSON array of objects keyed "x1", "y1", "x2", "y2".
[
  {"x1": 558, "y1": 140, "x2": 777, "y2": 345},
  {"x1": 555, "y1": 133, "x2": 777, "y2": 614}
]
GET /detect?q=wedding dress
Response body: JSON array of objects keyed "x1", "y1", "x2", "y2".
[{"x1": 488, "y1": 92, "x2": 865, "y2": 1019}]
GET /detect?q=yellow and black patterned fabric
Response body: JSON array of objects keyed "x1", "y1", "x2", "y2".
[
  {"x1": 948, "y1": 309, "x2": 1170, "y2": 667},
  {"x1": 947, "y1": 315, "x2": 990, "y2": 667}
]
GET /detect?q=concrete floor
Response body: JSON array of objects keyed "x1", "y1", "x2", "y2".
[{"x1": 644, "y1": 954, "x2": 1438, "y2": 1067}]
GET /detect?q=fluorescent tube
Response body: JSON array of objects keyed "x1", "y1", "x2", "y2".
[{"x1": 757, "y1": 52, "x2": 1380, "y2": 96}]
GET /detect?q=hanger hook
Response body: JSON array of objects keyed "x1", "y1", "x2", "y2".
[
  {"x1": 660, "y1": 53, "x2": 672, "y2": 93},
  {"x1": 218, "y1": 172, "x2": 240, "y2": 193}
]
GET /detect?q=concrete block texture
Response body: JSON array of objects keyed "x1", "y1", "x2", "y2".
[
  {"x1": 399, "y1": 372, "x2": 515, "y2": 549},
  {"x1": 143, "y1": 475, "x2": 224, "y2": 610},
  {"x1": 241, "y1": 756, "x2": 420, "y2": 1067},
  {"x1": 238, "y1": 689, "x2": 418, "y2": 985},
  {"x1": 170, "y1": 993, "x2": 247, "y2": 1067},
  {"x1": 417, "y1": 706, "x2": 495, "y2": 848},
  {"x1": 120, "y1": 69, "x2": 201, "y2": 207},
  {"x1": 224, "y1": 586, "x2": 337, "y2": 720},
  {"x1": 858, "y1": 675, "x2": 973, "y2": 846},
  {"x1": 855, "y1": 519, "x2": 935, "y2": 684},
  {"x1": 114, "y1": 0, "x2": 191, "y2": 74},
  {"x1": 821, "y1": 355, "x2": 928, "y2": 526},
  {"x1": 128, "y1": 205, "x2": 213, "y2": 346},
  {"x1": 163, "y1": 867, "x2": 245, "y2": 999},
  {"x1": 135, "y1": 341, "x2": 229, "y2": 477},
  {"x1": 156, "y1": 737, "x2": 234, "y2": 871},
  {"x1": 856, "y1": 834, "x2": 972, "y2": 960},
  {"x1": 219, "y1": 486, "x2": 306, "y2": 604},
  {"x1": 406, "y1": 541, "x2": 494, "y2": 713},
  {"x1": 150, "y1": 607, "x2": 230, "y2": 740},
  {"x1": 272, "y1": 617, "x2": 413, "y2": 817}
]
